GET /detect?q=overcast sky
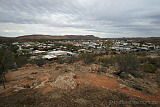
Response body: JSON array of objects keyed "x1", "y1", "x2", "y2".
[{"x1": 0, "y1": 0, "x2": 160, "y2": 38}]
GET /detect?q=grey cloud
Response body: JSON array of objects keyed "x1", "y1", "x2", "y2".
[{"x1": 0, "y1": 0, "x2": 160, "y2": 37}]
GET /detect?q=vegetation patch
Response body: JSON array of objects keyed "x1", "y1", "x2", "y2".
[
  {"x1": 74, "y1": 98, "x2": 88, "y2": 105},
  {"x1": 50, "y1": 93, "x2": 62, "y2": 99},
  {"x1": 142, "y1": 64, "x2": 156, "y2": 73}
]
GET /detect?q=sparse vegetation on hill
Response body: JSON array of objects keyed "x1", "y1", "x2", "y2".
[
  {"x1": 15, "y1": 55, "x2": 30, "y2": 68},
  {"x1": 98, "y1": 53, "x2": 140, "y2": 77},
  {"x1": 96, "y1": 53, "x2": 160, "y2": 95},
  {"x1": 142, "y1": 64, "x2": 156, "y2": 73},
  {"x1": 0, "y1": 87, "x2": 156, "y2": 107},
  {"x1": 78, "y1": 53, "x2": 97, "y2": 65},
  {"x1": 0, "y1": 39, "x2": 160, "y2": 106}
]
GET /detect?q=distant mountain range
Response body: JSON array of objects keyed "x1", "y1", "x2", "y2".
[
  {"x1": 106, "y1": 37, "x2": 160, "y2": 41},
  {"x1": 0, "y1": 36, "x2": 12, "y2": 39},
  {"x1": 0, "y1": 35, "x2": 160, "y2": 40},
  {"x1": 0, "y1": 35, "x2": 99, "y2": 40}
]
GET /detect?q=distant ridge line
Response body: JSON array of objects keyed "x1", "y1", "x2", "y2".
[
  {"x1": 15, "y1": 34, "x2": 99, "y2": 40},
  {"x1": 0, "y1": 35, "x2": 160, "y2": 40}
]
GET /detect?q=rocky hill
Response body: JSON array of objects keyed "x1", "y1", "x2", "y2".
[{"x1": 0, "y1": 62, "x2": 159, "y2": 106}]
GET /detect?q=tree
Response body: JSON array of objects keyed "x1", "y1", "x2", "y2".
[
  {"x1": 0, "y1": 43, "x2": 16, "y2": 89},
  {"x1": 113, "y1": 54, "x2": 140, "y2": 76},
  {"x1": 106, "y1": 40, "x2": 113, "y2": 54},
  {"x1": 0, "y1": 57, "x2": 6, "y2": 89},
  {"x1": 106, "y1": 40, "x2": 113, "y2": 48}
]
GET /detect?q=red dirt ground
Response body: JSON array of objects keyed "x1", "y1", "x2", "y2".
[
  {"x1": 75, "y1": 73, "x2": 160, "y2": 103},
  {"x1": 1, "y1": 65, "x2": 160, "y2": 104}
]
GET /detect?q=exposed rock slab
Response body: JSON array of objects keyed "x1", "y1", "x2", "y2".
[{"x1": 51, "y1": 72, "x2": 77, "y2": 89}]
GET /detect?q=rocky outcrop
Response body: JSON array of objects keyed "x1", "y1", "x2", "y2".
[
  {"x1": 34, "y1": 73, "x2": 51, "y2": 89},
  {"x1": 51, "y1": 72, "x2": 77, "y2": 89},
  {"x1": 36, "y1": 73, "x2": 50, "y2": 83}
]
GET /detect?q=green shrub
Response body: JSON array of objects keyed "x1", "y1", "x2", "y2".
[
  {"x1": 56, "y1": 57, "x2": 65, "y2": 64},
  {"x1": 139, "y1": 57, "x2": 150, "y2": 64},
  {"x1": 98, "y1": 56, "x2": 114, "y2": 67},
  {"x1": 98, "y1": 67, "x2": 106, "y2": 73},
  {"x1": 98, "y1": 54, "x2": 141, "y2": 77},
  {"x1": 30, "y1": 59, "x2": 47, "y2": 67},
  {"x1": 0, "y1": 47, "x2": 15, "y2": 71},
  {"x1": 142, "y1": 64, "x2": 156, "y2": 73},
  {"x1": 136, "y1": 51, "x2": 147, "y2": 56},
  {"x1": 65, "y1": 56, "x2": 78, "y2": 64},
  {"x1": 78, "y1": 53, "x2": 97, "y2": 65},
  {"x1": 132, "y1": 84, "x2": 143, "y2": 91},
  {"x1": 119, "y1": 72, "x2": 129, "y2": 79},
  {"x1": 15, "y1": 55, "x2": 29, "y2": 68},
  {"x1": 56, "y1": 56, "x2": 79, "y2": 64},
  {"x1": 114, "y1": 54, "x2": 140, "y2": 73},
  {"x1": 129, "y1": 71, "x2": 143, "y2": 78},
  {"x1": 139, "y1": 57, "x2": 160, "y2": 68},
  {"x1": 148, "y1": 58, "x2": 160, "y2": 68}
]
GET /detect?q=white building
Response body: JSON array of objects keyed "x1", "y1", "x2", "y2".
[
  {"x1": 42, "y1": 55, "x2": 57, "y2": 60},
  {"x1": 48, "y1": 51, "x2": 75, "y2": 56}
]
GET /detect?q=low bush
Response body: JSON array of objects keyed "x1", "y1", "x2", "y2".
[
  {"x1": 139, "y1": 57, "x2": 160, "y2": 68},
  {"x1": 142, "y1": 64, "x2": 156, "y2": 73},
  {"x1": 56, "y1": 53, "x2": 98, "y2": 65},
  {"x1": 136, "y1": 51, "x2": 147, "y2": 56},
  {"x1": 113, "y1": 54, "x2": 140, "y2": 75},
  {"x1": 56, "y1": 57, "x2": 65, "y2": 64},
  {"x1": 139, "y1": 57, "x2": 150, "y2": 64},
  {"x1": 148, "y1": 58, "x2": 160, "y2": 68},
  {"x1": 98, "y1": 56, "x2": 114, "y2": 67},
  {"x1": 15, "y1": 55, "x2": 29, "y2": 68},
  {"x1": 65, "y1": 56, "x2": 78, "y2": 64},
  {"x1": 30, "y1": 59, "x2": 47, "y2": 67},
  {"x1": 132, "y1": 84, "x2": 143, "y2": 91},
  {"x1": 129, "y1": 71, "x2": 143, "y2": 78},
  {"x1": 98, "y1": 67, "x2": 107, "y2": 73},
  {"x1": 78, "y1": 53, "x2": 97, "y2": 65},
  {"x1": 98, "y1": 53, "x2": 141, "y2": 78},
  {"x1": 119, "y1": 72, "x2": 129, "y2": 79}
]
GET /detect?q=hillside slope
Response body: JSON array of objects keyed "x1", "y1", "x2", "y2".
[{"x1": 0, "y1": 62, "x2": 159, "y2": 106}]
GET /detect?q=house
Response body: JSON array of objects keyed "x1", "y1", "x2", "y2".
[
  {"x1": 48, "y1": 51, "x2": 75, "y2": 56},
  {"x1": 33, "y1": 50, "x2": 46, "y2": 55},
  {"x1": 42, "y1": 55, "x2": 57, "y2": 60},
  {"x1": 48, "y1": 51, "x2": 68, "y2": 56}
]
